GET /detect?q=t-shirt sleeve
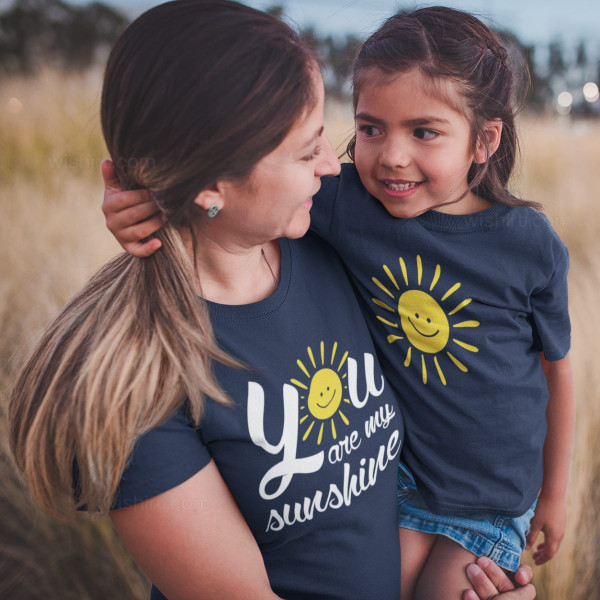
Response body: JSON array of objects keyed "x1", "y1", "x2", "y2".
[
  {"x1": 110, "y1": 403, "x2": 212, "y2": 510},
  {"x1": 530, "y1": 227, "x2": 571, "y2": 361},
  {"x1": 309, "y1": 174, "x2": 340, "y2": 243}
]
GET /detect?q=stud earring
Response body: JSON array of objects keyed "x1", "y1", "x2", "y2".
[{"x1": 206, "y1": 204, "x2": 220, "y2": 218}]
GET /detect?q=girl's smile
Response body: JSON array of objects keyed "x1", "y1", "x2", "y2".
[{"x1": 380, "y1": 179, "x2": 424, "y2": 196}]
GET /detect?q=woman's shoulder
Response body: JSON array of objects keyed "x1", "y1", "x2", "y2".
[{"x1": 109, "y1": 401, "x2": 211, "y2": 510}]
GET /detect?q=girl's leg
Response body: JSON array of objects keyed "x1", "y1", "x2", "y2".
[
  {"x1": 399, "y1": 527, "x2": 436, "y2": 600},
  {"x1": 413, "y1": 535, "x2": 477, "y2": 600}
]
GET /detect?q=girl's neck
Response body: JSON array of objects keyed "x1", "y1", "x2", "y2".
[
  {"x1": 184, "y1": 233, "x2": 281, "y2": 305},
  {"x1": 433, "y1": 190, "x2": 493, "y2": 216}
]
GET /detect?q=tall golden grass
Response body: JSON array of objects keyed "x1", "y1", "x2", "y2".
[{"x1": 1, "y1": 68, "x2": 599, "y2": 599}]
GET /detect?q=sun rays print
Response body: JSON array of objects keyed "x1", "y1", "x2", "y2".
[
  {"x1": 371, "y1": 255, "x2": 480, "y2": 386},
  {"x1": 291, "y1": 342, "x2": 351, "y2": 445}
]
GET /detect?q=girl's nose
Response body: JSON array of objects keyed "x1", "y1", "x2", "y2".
[
  {"x1": 379, "y1": 138, "x2": 411, "y2": 169},
  {"x1": 315, "y1": 133, "x2": 341, "y2": 177}
]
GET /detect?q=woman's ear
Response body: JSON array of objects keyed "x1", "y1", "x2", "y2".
[
  {"x1": 193, "y1": 183, "x2": 227, "y2": 215},
  {"x1": 474, "y1": 119, "x2": 503, "y2": 164}
]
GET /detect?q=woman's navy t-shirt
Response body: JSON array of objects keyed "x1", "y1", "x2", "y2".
[{"x1": 111, "y1": 233, "x2": 404, "y2": 600}]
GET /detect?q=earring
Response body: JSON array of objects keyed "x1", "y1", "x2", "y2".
[{"x1": 206, "y1": 204, "x2": 220, "y2": 218}]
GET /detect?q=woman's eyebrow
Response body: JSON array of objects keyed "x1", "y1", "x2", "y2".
[{"x1": 300, "y1": 125, "x2": 324, "y2": 149}]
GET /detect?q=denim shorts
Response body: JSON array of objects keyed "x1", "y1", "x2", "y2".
[{"x1": 397, "y1": 461, "x2": 536, "y2": 572}]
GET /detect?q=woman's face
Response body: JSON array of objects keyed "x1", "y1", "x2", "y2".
[{"x1": 217, "y1": 71, "x2": 340, "y2": 244}]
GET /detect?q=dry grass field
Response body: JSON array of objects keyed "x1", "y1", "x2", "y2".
[{"x1": 1, "y1": 69, "x2": 599, "y2": 599}]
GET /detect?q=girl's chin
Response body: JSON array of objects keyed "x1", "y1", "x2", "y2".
[{"x1": 376, "y1": 196, "x2": 439, "y2": 219}]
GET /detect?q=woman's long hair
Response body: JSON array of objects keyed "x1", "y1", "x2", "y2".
[{"x1": 8, "y1": 0, "x2": 317, "y2": 519}]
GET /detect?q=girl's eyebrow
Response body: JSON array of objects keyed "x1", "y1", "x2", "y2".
[
  {"x1": 402, "y1": 117, "x2": 450, "y2": 127},
  {"x1": 355, "y1": 112, "x2": 384, "y2": 125},
  {"x1": 355, "y1": 112, "x2": 450, "y2": 127}
]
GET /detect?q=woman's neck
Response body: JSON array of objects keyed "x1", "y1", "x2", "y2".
[{"x1": 185, "y1": 233, "x2": 281, "y2": 305}]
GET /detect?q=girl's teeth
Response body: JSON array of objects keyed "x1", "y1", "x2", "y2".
[{"x1": 386, "y1": 181, "x2": 418, "y2": 191}]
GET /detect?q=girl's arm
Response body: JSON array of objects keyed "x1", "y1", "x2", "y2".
[
  {"x1": 110, "y1": 459, "x2": 281, "y2": 600},
  {"x1": 525, "y1": 352, "x2": 575, "y2": 564}
]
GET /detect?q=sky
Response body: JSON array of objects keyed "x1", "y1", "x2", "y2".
[
  {"x1": 244, "y1": 0, "x2": 600, "y2": 47},
  {"x1": 3, "y1": 0, "x2": 598, "y2": 48}
]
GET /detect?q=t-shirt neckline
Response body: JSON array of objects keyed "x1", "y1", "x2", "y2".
[
  {"x1": 414, "y1": 202, "x2": 512, "y2": 232},
  {"x1": 205, "y1": 237, "x2": 291, "y2": 321}
]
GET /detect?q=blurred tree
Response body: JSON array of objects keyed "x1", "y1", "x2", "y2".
[
  {"x1": 576, "y1": 40, "x2": 588, "y2": 70},
  {"x1": 548, "y1": 40, "x2": 566, "y2": 81},
  {"x1": 521, "y1": 44, "x2": 552, "y2": 111},
  {"x1": 265, "y1": 4, "x2": 284, "y2": 20},
  {"x1": 321, "y1": 33, "x2": 362, "y2": 98},
  {"x1": 0, "y1": 0, "x2": 127, "y2": 75}
]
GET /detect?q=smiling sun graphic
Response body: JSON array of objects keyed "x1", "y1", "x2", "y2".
[
  {"x1": 291, "y1": 342, "x2": 351, "y2": 445},
  {"x1": 371, "y1": 255, "x2": 480, "y2": 386}
]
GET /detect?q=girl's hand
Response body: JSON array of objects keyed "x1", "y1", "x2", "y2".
[
  {"x1": 101, "y1": 160, "x2": 166, "y2": 257},
  {"x1": 525, "y1": 493, "x2": 567, "y2": 564},
  {"x1": 463, "y1": 558, "x2": 536, "y2": 600}
]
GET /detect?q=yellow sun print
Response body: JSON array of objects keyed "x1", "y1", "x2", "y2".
[
  {"x1": 398, "y1": 290, "x2": 449, "y2": 353},
  {"x1": 371, "y1": 255, "x2": 480, "y2": 386},
  {"x1": 291, "y1": 341, "x2": 351, "y2": 445}
]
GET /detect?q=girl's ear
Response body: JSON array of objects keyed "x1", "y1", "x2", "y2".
[{"x1": 474, "y1": 119, "x2": 503, "y2": 164}]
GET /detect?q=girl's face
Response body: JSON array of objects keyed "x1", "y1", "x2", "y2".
[{"x1": 353, "y1": 68, "x2": 481, "y2": 218}]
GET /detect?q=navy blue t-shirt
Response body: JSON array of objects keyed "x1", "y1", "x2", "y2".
[
  {"x1": 110, "y1": 233, "x2": 404, "y2": 600},
  {"x1": 311, "y1": 163, "x2": 570, "y2": 518}
]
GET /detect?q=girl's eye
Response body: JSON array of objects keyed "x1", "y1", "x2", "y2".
[
  {"x1": 302, "y1": 146, "x2": 321, "y2": 161},
  {"x1": 358, "y1": 125, "x2": 382, "y2": 137},
  {"x1": 414, "y1": 128, "x2": 438, "y2": 140}
]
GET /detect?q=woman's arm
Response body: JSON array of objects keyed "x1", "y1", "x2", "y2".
[
  {"x1": 525, "y1": 352, "x2": 575, "y2": 564},
  {"x1": 110, "y1": 459, "x2": 281, "y2": 600},
  {"x1": 463, "y1": 558, "x2": 536, "y2": 600}
]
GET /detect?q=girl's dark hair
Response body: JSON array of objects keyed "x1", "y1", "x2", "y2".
[
  {"x1": 347, "y1": 6, "x2": 541, "y2": 210},
  {"x1": 9, "y1": 0, "x2": 319, "y2": 518}
]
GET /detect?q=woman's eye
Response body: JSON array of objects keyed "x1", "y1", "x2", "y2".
[
  {"x1": 358, "y1": 125, "x2": 381, "y2": 137},
  {"x1": 302, "y1": 146, "x2": 321, "y2": 161},
  {"x1": 414, "y1": 128, "x2": 438, "y2": 140}
]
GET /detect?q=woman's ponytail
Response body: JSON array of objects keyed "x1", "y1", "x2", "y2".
[{"x1": 9, "y1": 225, "x2": 239, "y2": 518}]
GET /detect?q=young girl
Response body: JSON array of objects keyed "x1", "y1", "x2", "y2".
[{"x1": 102, "y1": 6, "x2": 571, "y2": 600}]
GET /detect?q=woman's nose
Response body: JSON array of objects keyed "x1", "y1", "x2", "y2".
[{"x1": 315, "y1": 133, "x2": 341, "y2": 177}]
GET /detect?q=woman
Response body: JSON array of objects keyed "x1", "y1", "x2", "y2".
[{"x1": 10, "y1": 1, "x2": 535, "y2": 598}]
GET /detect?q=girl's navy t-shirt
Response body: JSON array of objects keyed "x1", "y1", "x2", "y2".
[
  {"x1": 310, "y1": 164, "x2": 570, "y2": 518},
  {"x1": 110, "y1": 232, "x2": 404, "y2": 600}
]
